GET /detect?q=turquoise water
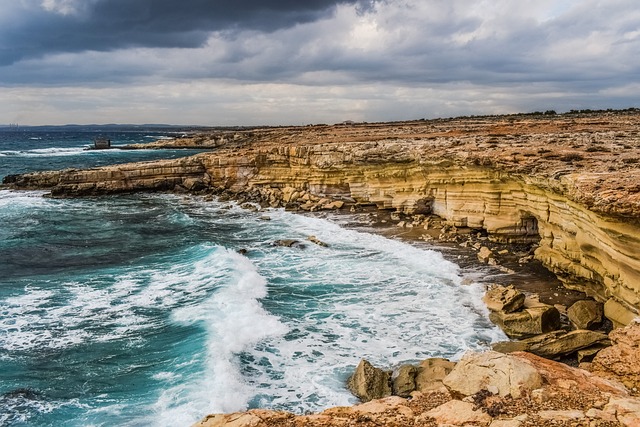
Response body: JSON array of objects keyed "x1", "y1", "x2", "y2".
[{"x1": 0, "y1": 130, "x2": 505, "y2": 426}]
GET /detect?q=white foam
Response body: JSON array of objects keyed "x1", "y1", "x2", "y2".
[
  {"x1": 151, "y1": 249, "x2": 288, "y2": 426},
  {"x1": 0, "y1": 147, "x2": 87, "y2": 157},
  {"x1": 0, "y1": 190, "x2": 49, "y2": 209},
  {"x1": 0, "y1": 245, "x2": 234, "y2": 354},
  {"x1": 137, "y1": 200, "x2": 506, "y2": 421}
]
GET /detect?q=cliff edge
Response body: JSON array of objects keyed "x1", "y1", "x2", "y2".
[{"x1": 3, "y1": 110, "x2": 640, "y2": 326}]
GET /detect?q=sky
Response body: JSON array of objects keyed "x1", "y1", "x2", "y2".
[{"x1": 1, "y1": 0, "x2": 639, "y2": 126}]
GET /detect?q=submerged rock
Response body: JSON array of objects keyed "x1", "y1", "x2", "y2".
[
  {"x1": 307, "y1": 235, "x2": 329, "y2": 247},
  {"x1": 272, "y1": 239, "x2": 306, "y2": 249}
]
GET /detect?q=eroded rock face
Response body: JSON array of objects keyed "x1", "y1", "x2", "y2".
[
  {"x1": 590, "y1": 321, "x2": 640, "y2": 394},
  {"x1": 4, "y1": 113, "x2": 640, "y2": 325}
]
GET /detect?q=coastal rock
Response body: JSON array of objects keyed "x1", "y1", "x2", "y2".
[
  {"x1": 483, "y1": 284, "x2": 525, "y2": 313},
  {"x1": 477, "y1": 246, "x2": 494, "y2": 263},
  {"x1": 489, "y1": 304, "x2": 560, "y2": 339},
  {"x1": 347, "y1": 359, "x2": 392, "y2": 402},
  {"x1": 567, "y1": 299, "x2": 603, "y2": 330},
  {"x1": 604, "y1": 396, "x2": 640, "y2": 425},
  {"x1": 415, "y1": 357, "x2": 456, "y2": 392},
  {"x1": 604, "y1": 298, "x2": 638, "y2": 329},
  {"x1": 590, "y1": 321, "x2": 640, "y2": 394},
  {"x1": 391, "y1": 364, "x2": 417, "y2": 397},
  {"x1": 494, "y1": 330, "x2": 610, "y2": 358},
  {"x1": 442, "y1": 351, "x2": 542, "y2": 398},
  {"x1": 513, "y1": 351, "x2": 629, "y2": 396},
  {"x1": 307, "y1": 235, "x2": 329, "y2": 247},
  {"x1": 193, "y1": 349, "x2": 640, "y2": 427}
]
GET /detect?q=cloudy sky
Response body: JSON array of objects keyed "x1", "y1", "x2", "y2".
[{"x1": 1, "y1": 0, "x2": 639, "y2": 125}]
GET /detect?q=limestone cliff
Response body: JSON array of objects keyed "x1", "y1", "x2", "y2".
[{"x1": 4, "y1": 111, "x2": 640, "y2": 325}]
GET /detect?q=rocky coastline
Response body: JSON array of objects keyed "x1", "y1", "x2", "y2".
[{"x1": 3, "y1": 110, "x2": 640, "y2": 425}]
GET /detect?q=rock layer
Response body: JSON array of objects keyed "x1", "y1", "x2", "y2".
[{"x1": 4, "y1": 112, "x2": 640, "y2": 324}]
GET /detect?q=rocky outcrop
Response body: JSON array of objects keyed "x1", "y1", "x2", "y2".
[
  {"x1": 590, "y1": 321, "x2": 640, "y2": 394},
  {"x1": 4, "y1": 112, "x2": 640, "y2": 325},
  {"x1": 442, "y1": 351, "x2": 542, "y2": 398},
  {"x1": 346, "y1": 359, "x2": 391, "y2": 402},
  {"x1": 194, "y1": 350, "x2": 639, "y2": 427}
]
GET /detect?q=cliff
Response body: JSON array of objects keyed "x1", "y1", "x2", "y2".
[{"x1": 4, "y1": 111, "x2": 640, "y2": 326}]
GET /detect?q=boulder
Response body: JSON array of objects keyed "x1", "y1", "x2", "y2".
[
  {"x1": 415, "y1": 358, "x2": 456, "y2": 392},
  {"x1": 442, "y1": 351, "x2": 542, "y2": 398},
  {"x1": 483, "y1": 284, "x2": 525, "y2": 313},
  {"x1": 590, "y1": 321, "x2": 640, "y2": 394},
  {"x1": 181, "y1": 177, "x2": 206, "y2": 191},
  {"x1": 391, "y1": 364, "x2": 418, "y2": 397},
  {"x1": 567, "y1": 300, "x2": 603, "y2": 330},
  {"x1": 347, "y1": 359, "x2": 392, "y2": 402},
  {"x1": 577, "y1": 344, "x2": 609, "y2": 363},
  {"x1": 489, "y1": 304, "x2": 560, "y2": 339},
  {"x1": 478, "y1": 246, "x2": 494, "y2": 263},
  {"x1": 494, "y1": 330, "x2": 609, "y2": 359}
]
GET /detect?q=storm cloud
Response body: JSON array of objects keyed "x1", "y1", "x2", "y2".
[
  {"x1": 0, "y1": 0, "x2": 366, "y2": 65},
  {"x1": 1, "y1": 0, "x2": 639, "y2": 125}
]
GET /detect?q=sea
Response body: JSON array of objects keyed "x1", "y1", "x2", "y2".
[{"x1": 0, "y1": 127, "x2": 506, "y2": 426}]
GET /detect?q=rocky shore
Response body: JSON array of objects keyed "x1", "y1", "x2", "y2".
[
  {"x1": 3, "y1": 109, "x2": 640, "y2": 425},
  {"x1": 193, "y1": 322, "x2": 640, "y2": 426}
]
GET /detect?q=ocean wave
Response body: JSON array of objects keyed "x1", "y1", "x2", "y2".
[
  {"x1": 0, "y1": 244, "x2": 231, "y2": 354},
  {"x1": 0, "y1": 147, "x2": 88, "y2": 157},
  {"x1": 152, "y1": 248, "x2": 288, "y2": 425}
]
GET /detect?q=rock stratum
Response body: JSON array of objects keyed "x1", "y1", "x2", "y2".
[{"x1": 4, "y1": 111, "x2": 640, "y2": 327}]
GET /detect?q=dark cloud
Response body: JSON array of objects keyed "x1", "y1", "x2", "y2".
[
  {"x1": 0, "y1": 0, "x2": 360, "y2": 65},
  {"x1": 1, "y1": 0, "x2": 639, "y2": 125}
]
